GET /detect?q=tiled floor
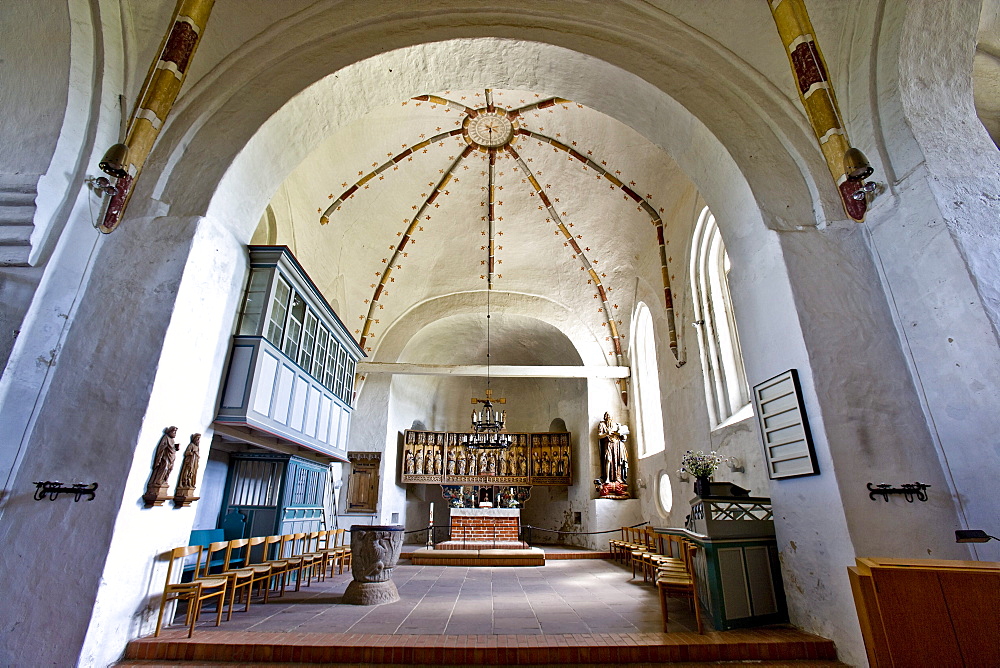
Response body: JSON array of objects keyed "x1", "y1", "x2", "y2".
[
  {"x1": 181, "y1": 557, "x2": 694, "y2": 636},
  {"x1": 122, "y1": 553, "x2": 841, "y2": 665}
]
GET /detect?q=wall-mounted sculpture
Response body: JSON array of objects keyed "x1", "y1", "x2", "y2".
[
  {"x1": 143, "y1": 426, "x2": 179, "y2": 507},
  {"x1": 172, "y1": 433, "x2": 202, "y2": 508},
  {"x1": 596, "y1": 412, "x2": 630, "y2": 499}
]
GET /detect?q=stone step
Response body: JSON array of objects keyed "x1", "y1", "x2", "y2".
[
  {"x1": 118, "y1": 661, "x2": 849, "y2": 667},
  {"x1": 123, "y1": 628, "x2": 838, "y2": 665},
  {"x1": 409, "y1": 546, "x2": 546, "y2": 566}
]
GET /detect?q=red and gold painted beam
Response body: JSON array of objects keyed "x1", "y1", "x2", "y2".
[
  {"x1": 357, "y1": 146, "x2": 474, "y2": 352},
  {"x1": 768, "y1": 0, "x2": 867, "y2": 222},
  {"x1": 517, "y1": 128, "x2": 680, "y2": 364},
  {"x1": 507, "y1": 97, "x2": 573, "y2": 118},
  {"x1": 98, "y1": 0, "x2": 215, "y2": 234},
  {"x1": 411, "y1": 94, "x2": 473, "y2": 115},
  {"x1": 320, "y1": 128, "x2": 463, "y2": 224},
  {"x1": 505, "y1": 143, "x2": 630, "y2": 403}
]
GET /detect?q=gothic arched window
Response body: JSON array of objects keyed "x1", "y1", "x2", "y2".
[
  {"x1": 632, "y1": 302, "x2": 665, "y2": 457},
  {"x1": 690, "y1": 207, "x2": 750, "y2": 426}
]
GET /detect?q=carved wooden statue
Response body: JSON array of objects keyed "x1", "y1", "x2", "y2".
[
  {"x1": 143, "y1": 426, "x2": 178, "y2": 507},
  {"x1": 173, "y1": 433, "x2": 202, "y2": 507},
  {"x1": 597, "y1": 412, "x2": 631, "y2": 498}
]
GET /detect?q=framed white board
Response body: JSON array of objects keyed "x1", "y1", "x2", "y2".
[{"x1": 752, "y1": 369, "x2": 819, "y2": 479}]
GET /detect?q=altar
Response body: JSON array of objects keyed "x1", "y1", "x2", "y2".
[
  {"x1": 411, "y1": 505, "x2": 545, "y2": 565},
  {"x1": 437, "y1": 507, "x2": 527, "y2": 550}
]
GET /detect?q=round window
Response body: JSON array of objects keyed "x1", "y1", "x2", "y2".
[{"x1": 657, "y1": 471, "x2": 673, "y2": 515}]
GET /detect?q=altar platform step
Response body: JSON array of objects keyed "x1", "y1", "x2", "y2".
[
  {"x1": 409, "y1": 546, "x2": 545, "y2": 566},
  {"x1": 432, "y1": 540, "x2": 530, "y2": 550},
  {"x1": 401, "y1": 544, "x2": 610, "y2": 560}
]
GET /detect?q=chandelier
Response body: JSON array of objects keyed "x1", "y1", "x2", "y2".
[{"x1": 465, "y1": 390, "x2": 511, "y2": 451}]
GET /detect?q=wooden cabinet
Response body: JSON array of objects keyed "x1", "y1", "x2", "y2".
[
  {"x1": 659, "y1": 525, "x2": 788, "y2": 631},
  {"x1": 848, "y1": 557, "x2": 1000, "y2": 667}
]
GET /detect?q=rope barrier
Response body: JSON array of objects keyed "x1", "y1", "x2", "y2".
[
  {"x1": 402, "y1": 520, "x2": 648, "y2": 536},
  {"x1": 521, "y1": 521, "x2": 648, "y2": 536}
]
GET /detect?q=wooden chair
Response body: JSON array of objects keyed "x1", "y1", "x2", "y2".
[
  {"x1": 209, "y1": 538, "x2": 257, "y2": 619},
  {"x1": 609, "y1": 526, "x2": 628, "y2": 561},
  {"x1": 302, "y1": 531, "x2": 334, "y2": 582},
  {"x1": 194, "y1": 541, "x2": 241, "y2": 620},
  {"x1": 263, "y1": 534, "x2": 291, "y2": 597},
  {"x1": 610, "y1": 526, "x2": 630, "y2": 563},
  {"x1": 641, "y1": 532, "x2": 687, "y2": 582},
  {"x1": 631, "y1": 527, "x2": 659, "y2": 578},
  {"x1": 337, "y1": 528, "x2": 353, "y2": 574},
  {"x1": 321, "y1": 529, "x2": 345, "y2": 578},
  {"x1": 272, "y1": 533, "x2": 312, "y2": 592},
  {"x1": 154, "y1": 546, "x2": 228, "y2": 637},
  {"x1": 239, "y1": 535, "x2": 277, "y2": 603},
  {"x1": 656, "y1": 543, "x2": 704, "y2": 634},
  {"x1": 285, "y1": 532, "x2": 319, "y2": 589},
  {"x1": 326, "y1": 528, "x2": 352, "y2": 575}
]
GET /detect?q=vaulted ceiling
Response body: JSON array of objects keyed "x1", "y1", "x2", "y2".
[{"x1": 262, "y1": 87, "x2": 698, "y2": 368}]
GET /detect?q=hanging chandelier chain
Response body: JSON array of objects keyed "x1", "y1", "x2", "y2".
[{"x1": 466, "y1": 92, "x2": 510, "y2": 451}]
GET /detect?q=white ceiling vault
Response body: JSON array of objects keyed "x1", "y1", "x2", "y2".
[{"x1": 265, "y1": 86, "x2": 699, "y2": 374}]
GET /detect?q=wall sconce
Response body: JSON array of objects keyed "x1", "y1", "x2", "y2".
[
  {"x1": 676, "y1": 468, "x2": 689, "y2": 483},
  {"x1": 726, "y1": 456, "x2": 745, "y2": 473},
  {"x1": 955, "y1": 529, "x2": 998, "y2": 543},
  {"x1": 85, "y1": 176, "x2": 119, "y2": 198},
  {"x1": 98, "y1": 143, "x2": 129, "y2": 179},
  {"x1": 844, "y1": 147, "x2": 882, "y2": 203}
]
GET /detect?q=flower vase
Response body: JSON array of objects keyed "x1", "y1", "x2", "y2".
[{"x1": 694, "y1": 476, "x2": 712, "y2": 497}]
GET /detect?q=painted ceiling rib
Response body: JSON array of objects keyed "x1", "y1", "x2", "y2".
[
  {"x1": 517, "y1": 128, "x2": 680, "y2": 362},
  {"x1": 503, "y1": 143, "x2": 625, "y2": 368},
  {"x1": 357, "y1": 145, "x2": 475, "y2": 352},
  {"x1": 320, "y1": 128, "x2": 464, "y2": 224},
  {"x1": 356, "y1": 362, "x2": 630, "y2": 379},
  {"x1": 411, "y1": 94, "x2": 473, "y2": 115},
  {"x1": 508, "y1": 97, "x2": 573, "y2": 116}
]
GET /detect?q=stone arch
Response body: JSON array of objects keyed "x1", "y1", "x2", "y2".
[
  {"x1": 63, "y1": 18, "x2": 849, "y2": 661},
  {"x1": 368, "y1": 290, "x2": 606, "y2": 367},
  {"x1": 136, "y1": 4, "x2": 842, "y2": 242}
]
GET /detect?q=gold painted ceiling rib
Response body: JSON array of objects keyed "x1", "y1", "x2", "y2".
[
  {"x1": 411, "y1": 94, "x2": 474, "y2": 115},
  {"x1": 508, "y1": 97, "x2": 573, "y2": 116},
  {"x1": 503, "y1": 143, "x2": 627, "y2": 401}
]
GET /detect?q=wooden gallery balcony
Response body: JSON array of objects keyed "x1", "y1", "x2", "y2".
[{"x1": 214, "y1": 246, "x2": 364, "y2": 460}]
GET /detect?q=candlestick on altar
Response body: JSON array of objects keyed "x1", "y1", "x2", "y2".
[{"x1": 427, "y1": 502, "x2": 434, "y2": 548}]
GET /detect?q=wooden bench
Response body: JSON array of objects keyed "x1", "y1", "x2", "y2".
[{"x1": 185, "y1": 529, "x2": 226, "y2": 575}]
